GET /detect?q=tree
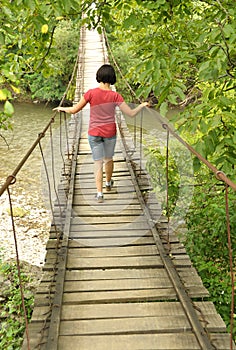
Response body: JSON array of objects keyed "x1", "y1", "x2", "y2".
[
  {"x1": 0, "y1": 0, "x2": 83, "y2": 125},
  {"x1": 98, "y1": 0, "x2": 236, "y2": 178}
]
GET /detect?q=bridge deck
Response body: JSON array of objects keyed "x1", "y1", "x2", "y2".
[{"x1": 21, "y1": 27, "x2": 234, "y2": 350}]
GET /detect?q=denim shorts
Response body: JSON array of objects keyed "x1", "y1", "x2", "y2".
[{"x1": 88, "y1": 135, "x2": 117, "y2": 161}]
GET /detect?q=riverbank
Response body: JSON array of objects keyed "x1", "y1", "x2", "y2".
[{"x1": 0, "y1": 187, "x2": 51, "y2": 268}]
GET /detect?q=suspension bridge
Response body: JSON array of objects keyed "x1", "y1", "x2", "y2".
[{"x1": 0, "y1": 26, "x2": 235, "y2": 350}]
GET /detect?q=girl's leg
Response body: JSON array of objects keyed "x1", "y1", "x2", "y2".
[
  {"x1": 94, "y1": 159, "x2": 103, "y2": 193},
  {"x1": 88, "y1": 135, "x2": 104, "y2": 197},
  {"x1": 103, "y1": 135, "x2": 116, "y2": 187},
  {"x1": 104, "y1": 158, "x2": 113, "y2": 183}
]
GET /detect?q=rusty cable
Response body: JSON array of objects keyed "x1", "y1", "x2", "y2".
[
  {"x1": 6, "y1": 187, "x2": 30, "y2": 350},
  {"x1": 161, "y1": 122, "x2": 236, "y2": 191}
]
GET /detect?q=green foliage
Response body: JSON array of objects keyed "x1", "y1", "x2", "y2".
[
  {"x1": 0, "y1": 0, "x2": 83, "y2": 129},
  {"x1": 146, "y1": 142, "x2": 236, "y2": 338},
  {"x1": 106, "y1": 39, "x2": 140, "y2": 101},
  {"x1": 0, "y1": 260, "x2": 34, "y2": 349},
  {"x1": 145, "y1": 143, "x2": 180, "y2": 216},
  {"x1": 23, "y1": 20, "x2": 80, "y2": 102},
  {"x1": 0, "y1": 101, "x2": 14, "y2": 130},
  {"x1": 184, "y1": 177, "x2": 236, "y2": 337},
  {"x1": 103, "y1": 0, "x2": 236, "y2": 178},
  {"x1": 144, "y1": 133, "x2": 194, "y2": 221}
]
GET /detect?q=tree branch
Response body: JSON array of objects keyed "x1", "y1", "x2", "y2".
[{"x1": 35, "y1": 26, "x2": 56, "y2": 71}]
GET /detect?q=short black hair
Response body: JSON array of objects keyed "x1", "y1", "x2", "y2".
[{"x1": 96, "y1": 64, "x2": 116, "y2": 85}]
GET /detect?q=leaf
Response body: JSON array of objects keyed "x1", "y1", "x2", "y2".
[
  {"x1": 172, "y1": 86, "x2": 185, "y2": 100},
  {"x1": 23, "y1": 0, "x2": 36, "y2": 10},
  {"x1": 199, "y1": 119, "x2": 208, "y2": 134},
  {"x1": 194, "y1": 140, "x2": 206, "y2": 158},
  {"x1": 168, "y1": 94, "x2": 177, "y2": 105},
  {"x1": 0, "y1": 88, "x2": 12, "y2": 101},
  {"x1": 160, "y1": 101, "x2": 168, "y2": 117},
  {"x1": 41, "y1": 24, "x2": 48, "y2": 34},
  {"x1": 223, "y1": 24, "x2": 234, "y2": 38},
  {"x1": 0, "y1": 32, "x2": 5, "y2": 45},
  {"x1": 4, "y1": 101, "x2": 14, "y2": 116}
]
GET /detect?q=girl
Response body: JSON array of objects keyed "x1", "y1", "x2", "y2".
[{"x1": 53, "y1": 64, "x2": 148, "y2": 203}]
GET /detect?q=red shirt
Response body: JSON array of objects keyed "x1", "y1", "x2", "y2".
[{"x1": 84, "y1": 88, "x2": 124, "y2": 137}]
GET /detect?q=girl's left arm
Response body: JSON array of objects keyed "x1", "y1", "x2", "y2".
[{"x1": 53, "y1": 96, "x2": 87, "y2": 114}]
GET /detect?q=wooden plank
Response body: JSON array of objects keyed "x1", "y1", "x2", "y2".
[
  {"x1": 60, "y1": 301, "x2": 223, "y2": 322},
  {"x1": 69, "y1": 230, "x2": 152, "y2": 238},
  {"x1": 46, "y1": 236, "x2": 155, "y2": 249},
  {"x1": 67, "y1": 255, "x2": 164, "y2": 269},
  {"x1": 37, "y1": 279, "x2": 208, "y2": 299},
  {"x1": 59, "y1": 315, "x2": 192, "y2": 335},
  {"x1": 63, "y1": 277, "x2": 173, "y2": 292},
  {"x1": 70, "y1": 221, "x2": 151, "y2": 231},
  {"x1": 61, "y1": 301, "x2": 184, "y2": 319},
  {"x1": 71, "y1": 215, "x2": 148, "y2": 225},
  {"x1": 73, "y1": 196, "x2": 142, "y2": 206},
  {"x1": 59, "y1": 313, "x2": 226, "y2": 335},
  {"x1": 67, "y1": 245, "x2": 159, "y2": 257},
  {"x1": 72, "y1": 207, "x2": 143, "y2": 216},
  {"x1": 58, "y1": 333, "x2": 201, "y2": 350},
  {"x1": 63, "y1": 288, "x2": 177, "y2": 304},
  {"x1": 65, "y1": 237, "x2": 154, "y2": 247},
  {"x1": 65, "y1": 268, "x2": 168, "y2": 281},
  {"x1": 74, "y1": 174, "x2": 133, "y2": 184}
]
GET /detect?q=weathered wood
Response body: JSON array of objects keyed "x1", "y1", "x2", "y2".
[
  {"x1": 63, "y1": 288, "x2": 177, "y2": 304},
  {"x1": 58, "y1": 334, "x2": 201, "y2": 350},
  {"x1": 60, "y1": 315, "x2": 193, "y2": 335},
  {"x1": 66, "y1": 255, "x2": 164, "y2": 269}
]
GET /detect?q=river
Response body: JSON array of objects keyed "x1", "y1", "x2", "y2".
[
  {"x1": 0, "y1": 102, "x2": 55, "y2": 187},
  {"x1": 0, "y1": 102, "x2": 56, "y2": 266}
]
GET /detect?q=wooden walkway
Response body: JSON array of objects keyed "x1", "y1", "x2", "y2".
[{"x1": 22, "y1": 27, "x2": 235, "y2": 350}]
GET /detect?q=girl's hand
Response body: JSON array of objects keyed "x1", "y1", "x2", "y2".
[{"x1": 53, "y1": 106, "x2": 64, "y2": 112}]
